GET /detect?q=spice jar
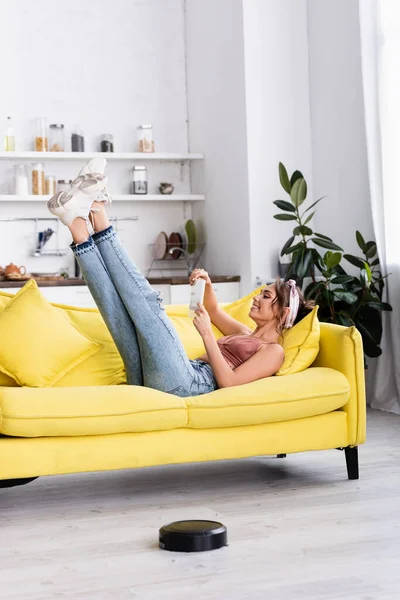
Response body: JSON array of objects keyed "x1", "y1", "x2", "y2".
[
  {"x1": 45, "y1": 175, "x2": 57, "y2": 195},
  {"x1": 100, "y1": 134, "x2": 114, "y2": 152},
  {"x1": 57, "y1": 179, "x2": 72, "y2": 193},
  {"x1": 49, "y1": 124, "x2": 65, "y2": 151},
  {"x1": 32, "y1": 163, "x2": 45, "y2": 195},
  {"x1": 35, "y1": 118, "x2": 48, "y2": 151},
  {"x1": 132, "y1": 166, "x2": 148, "y2": 194},
  {"x1": 71, "y1": 126, "x2": 85, "y2": 152},
  {"x1": 137, "y1": 125, "x2": 154, "y2": 153}
]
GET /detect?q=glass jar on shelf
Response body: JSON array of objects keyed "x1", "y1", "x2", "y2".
[
  {"x1": 57, "y1": 179, "x2": 72, "y2": 193},
  {"x1": 14, "y1": 164, "x2": 29, "y2": 195},
  {"x1": 35, "y1": 118, "x2": 48, "y2": 151},
  {"x1": 49, "y1": 124, "x2": 65, "y2": 151},
  {"x1": 132, "y1": 166, "x2": 148, "y2": 194},
  {"x1": 45, "y1": 175, "x2": 57, "y2": 195},
  {"x1": 71, "y1": 126, "x2": 85, "y2": 152},
  {"x1": 32, "y1": 163, "x2": 45, "y2": 195},
  {"x1": 137, "y1": 124, "x2": 154, "y2": 153},
  {"x1": 100, "y1": 134, "x2": 114, "y2": 152}
]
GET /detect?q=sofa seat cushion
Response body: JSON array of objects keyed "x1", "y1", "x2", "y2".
[
  {"x1": 0, "y1": 386, "x2": 187, "y2": 437},
  {"x1": 185, "y1": 367, "x2": 350, "y2": 428}
]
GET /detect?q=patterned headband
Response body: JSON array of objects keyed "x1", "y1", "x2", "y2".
[{"x1": 284, "y1": 279, "x2": 300, "y2": 329}]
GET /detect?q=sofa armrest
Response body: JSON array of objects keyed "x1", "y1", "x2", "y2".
[{"x1": 312, "y1": 323, "x2": 366, "y2": 446}]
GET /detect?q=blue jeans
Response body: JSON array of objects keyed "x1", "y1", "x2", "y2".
[{"x1": 72, "y1": 226, "x2": 218, "y2": 397}]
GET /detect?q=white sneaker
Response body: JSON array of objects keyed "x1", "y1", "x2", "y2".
[
  {"x1": 72, "y1": 158, "x2": 112, "y2": 204},
  {"x1": 47, "y1": 158, "x2": 110, "y2": 226}
]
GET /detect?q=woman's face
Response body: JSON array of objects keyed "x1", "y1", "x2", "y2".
[
  {"x1": 249, "y1": 284, "x2": 289, "y2": 328},
  {"x1": 249, "y1": 284, "x2": 279, "y2": 323}
]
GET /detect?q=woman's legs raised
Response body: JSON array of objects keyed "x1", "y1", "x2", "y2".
[
  {"x1": 88, "y1": 206, "x2": 197, "y2": 394},
  {"x1": 69, "y1": 218, "x2": 143, "y2": 386}
]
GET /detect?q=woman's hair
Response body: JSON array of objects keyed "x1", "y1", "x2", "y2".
[{"x1": 271, "y1": 277, "x2": 315, "y2": 335}]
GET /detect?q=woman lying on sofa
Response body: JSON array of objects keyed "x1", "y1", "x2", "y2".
[{"x1": 48, "y1": 159, "x2": 314, "y2": 397}]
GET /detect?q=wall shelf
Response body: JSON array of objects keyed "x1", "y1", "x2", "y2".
[
  {"x1": 0, "y1": 194, "x2": 205, "y2": 202},
  {"x1": 0, "y1": 152, "x2": 203, "y2": 161}
]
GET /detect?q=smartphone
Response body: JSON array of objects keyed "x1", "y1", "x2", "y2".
[{"x1": 189, "y1": 278, "x2": 206, "y2": 317}]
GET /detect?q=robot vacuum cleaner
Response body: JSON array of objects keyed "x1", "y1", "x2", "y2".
[{"x1": 159, "y1": 520, "x2": 228, "y2": 553}]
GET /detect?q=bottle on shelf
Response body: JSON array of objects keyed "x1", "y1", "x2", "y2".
[
  {"x1": 14, "y1": 164, "x2": 29, "y2": 195},
  {"x1": 132, "y1": 166, "x2": 148, "y2": 194},
  {"x1": 49, "y1": 124, "x2": 65, "y2": 151},
  {"x1": 4, "y1": 116, "x2": 15, "y2": 151},
  {"x1": 137, "y1": 125, "x2": 154, "y2": 153},
  {"x1": 35, "y1": 117, "x2": 48, "y2": 151},
  {"x1": 100, "y1": 134, "x2": 114, "y2": 152},
  {"x1": 71, "y1": 126, "x2": 85, "y2": 152},
  {"x1": 32, "y1": 163, "x2": 45, "y2": 195},
  {"x1": 45, "y1": 175, "x2": 57, "y2": 195}
]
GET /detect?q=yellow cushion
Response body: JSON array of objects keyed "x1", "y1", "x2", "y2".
[
  {"x1": 185, "y1": 367, "x2": 349, "y2": 428},
  {"x1": 0, "y1": 367, "x2": 348, "y2": 436},
  {"x1": 0, "y1": 385, "x2": 187, "y2": 437},
  {"x1": 166, "y1": 314, "x2": 223, "y2": 359},
  {"x1": 276, "y1": 306, "x2": 320, "y2": 376},
  {"x1": 0, "y1": 280, "x2": 101, "y2": 387},
  {"x1": 53, "y1": 304, "x2": 126, "y2": 387}
]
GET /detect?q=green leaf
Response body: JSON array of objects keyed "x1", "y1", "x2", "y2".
[
  {"x1": 280, "y1": 236, "x2": 295, "y2": 256},
  {"x1": 312, "y1": 238, "x2": 344, "y2": 251},
  {"x1": 365, "y1": 243, "x2": 377, "y2": 258},
  {"x1": 303, "y1": 212, "x2": 315, "y2": 225},
  {"x1": 365, "y1": 301, "x2": 393, "y2": 311},
  {"x1": 370, "y1": 258, "x2": 380, "y2": 266},
  {"x1": 290, "y1": 170, "x2": 304, "y2": 187},
  {"x1": 273, "y1": 214, "x2": 298, "y2": 221},
  {"x1": 279, "y1": 162, "x2": 291, "y2": 194},
  {"x1": 293, "y1": 226, "x2": 301, "y2": 236},
  {"x1": 336, "y1": 313, "x2": 354, "y2": 327},
  {"x1": 330, "y1": 275, "x2": 355, "y2": 285},
  {"x1": 356, "y1": 231, "x2": 366, "y2": 252},
  {"x1": 273, "y1": 200, "x2": 296, "y2": 212},
  {"x1": 304, "y1": 281, "x2": 324, "y2": 300},
  {"x1": 334, "y1": 290, "x2": 358, "y2": 303},
  {"x1": 298, "y1": 225, "x2": 313, "y2": 236},
  {"x1": 314, "y1": 232, "x2": 333, "y2": 242},
  {"x1": 324, "y1": 252, "x2": 342, "y2": 268},
  {"x1": 290, "y1": 178, "x2": 307, "y2": 207},
  {"x1": 344, "y1": 254, "x2": 366, "y2": 269},
  {"x1": 285, "y1": 242, "x2": 305, "y2": 254},
  {"x1": 356, "y1": 321, "x2": 382, "y2": 357},
  {"x1": 302, "y1": 196, "x2": 326, "y2": 215},
  {"x1": 297, "y1": 249, "x2": 313, "y2": 279},
  {"x1": 364, "y1": 262, "x2": 372, "y2": 282}
]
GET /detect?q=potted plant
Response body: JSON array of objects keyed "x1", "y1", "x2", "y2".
[{"x1": 274, "y1": 162, "x2": 392, "y2": 360}]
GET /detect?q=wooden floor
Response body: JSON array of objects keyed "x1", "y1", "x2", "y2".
[{"x1": 0, "y1": 408, "x2": 399, "y2": 600}]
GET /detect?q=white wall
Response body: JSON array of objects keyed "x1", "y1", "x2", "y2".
[
  {"x1": 0, "y1": 0, "x2": 193, "y2": 277},
  {"x1": 308, "y1": 0, "x2": 373, "y2": 261},
  {"x1": 243, "y1": 0, "x2": 313, "y2": 284},
  {"x1": 185, "y1": 0, "x2": 253, "y2": 293}
]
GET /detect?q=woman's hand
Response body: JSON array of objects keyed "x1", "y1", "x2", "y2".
[
  {"x1": 193, "y1": 303, "x2": 213, "y2": 338},
  {"x1": 189, "y1": 268, "x2": 212, "y2": 286}
]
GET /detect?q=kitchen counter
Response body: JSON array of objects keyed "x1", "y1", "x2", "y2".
[{"x1": 0, "y1": 275, "x2": 241, "y2": 288}]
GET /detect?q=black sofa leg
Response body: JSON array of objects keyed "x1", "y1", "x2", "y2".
[
  {"x1": 277, "y1": 454, "x2": 287, "y2": 459},
  {"x1": 0, "y1": 477, "x2": 39, "y2": 489},
  {"x1": 344, "y1": 446, "x2": 359, "y2": 480}
]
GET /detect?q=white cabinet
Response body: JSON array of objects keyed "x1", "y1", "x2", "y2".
[
  {"x1": 39, "y1": 286, "x2": 98, "y2": 308},
  {"x1": 169, "y1": 282, "x2": 239, "y2": 305},
  {"x1": 1, "y1": 281, "x2": 239, "y2": 308}
]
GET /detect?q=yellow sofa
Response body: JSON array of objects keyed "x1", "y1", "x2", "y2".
[{"x1": 0, "y1": 291, "x2": 366, "y2": 489}]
